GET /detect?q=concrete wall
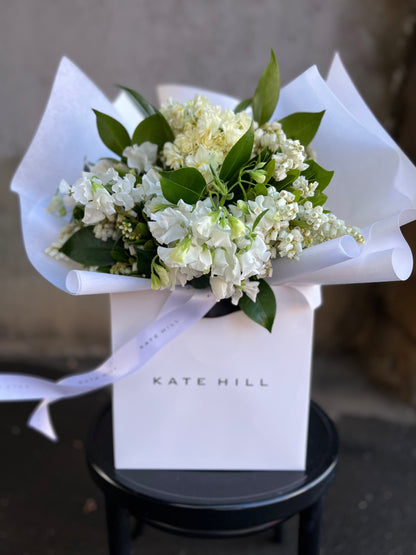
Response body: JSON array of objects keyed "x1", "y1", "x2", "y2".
[{"x1": 1, "y1": 0, "x2": 415, "y2": 362}]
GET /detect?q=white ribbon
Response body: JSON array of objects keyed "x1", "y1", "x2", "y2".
[{"x1": 0, "y1": 289, "x2": 216, "y2": 440}]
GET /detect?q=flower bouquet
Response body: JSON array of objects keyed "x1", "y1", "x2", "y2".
[{"x1": 5, "y1": 52, "x2": 416, "y2": 470}]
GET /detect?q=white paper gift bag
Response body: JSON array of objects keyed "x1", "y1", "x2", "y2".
[
  {"x1": 5, "y1": 55, "x2": 416, "y2": 474},
  {"x1": 111, "y1": 284, "x2": 321, "y2": 470}
]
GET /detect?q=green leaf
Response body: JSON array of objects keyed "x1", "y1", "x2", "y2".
[
  {"x1": 93, "y1": 110, "x2": 131, "y2": 157},
  {"x1": 275, "y1": 169, "x2": 301, "y2": 191},
  {"x1": 264, "y1": 158, "x2": 276, "y2": 184},
  {"x1": 160, "y1": 167, "x2": 207, "y2": 205},
  {"x1": 132, "y1": 112, "x2": 174, "y2": 149},
  {"x1": 219, "y1": 121, "x2": 254, "y2": 182},
  {"x1": 311, "y1": 191, "x2": 328, "y2": 206},
  {"x1": 254, "y1": 183, "x2": 268, "y2": 196},
  {"x1": 135, "y1": 248, "x2": 156, "y2": 276},
  {"x1": 252, "y1": 50, "x2": 280, "y2": 126},
  {"x1": 252, "y1": 209, "x2": 269, "y2": 231},
  {"x1": 60, "y1": 227, "x2": 116, "y2": 266},
  {"x1": 111, "y1": 237, "x2": 130, "y2": 263},
  {"x1": 279, "y1": 111, "x2": 325, "y2": 146},
  {"x1": 117, "y1": 86, "x2": 157, "y2": 118},
  {"x1": 234, "y1": 97, "x2": 252, "y2": 113},
  {"x1": 286, "y1": 188, "x2": 303, "y2": 202},
  {"x1": 239, "y1": 279, "x2": 276, "y2": 332},
  {"x1": 301, "y1": 160, "x2": 334, "y2": 191}
]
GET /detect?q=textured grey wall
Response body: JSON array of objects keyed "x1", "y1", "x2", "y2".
[{"x1": 1, "y1": 0, "x2": 414, "y2": 360}]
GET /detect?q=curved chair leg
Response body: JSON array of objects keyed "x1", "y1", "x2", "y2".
[
  {"x1": 105, "y1": 497, "x2": 131, "y2": 555},
  {"x1": 298, "y1": 498, "x2": 323, "y2": 555}
]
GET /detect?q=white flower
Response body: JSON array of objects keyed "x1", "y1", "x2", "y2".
[
  {"x1": 149, "y1": 205, "x2": 190, "y2": 245},
  {"x1": 141, "y1": 169, "x2": 162, "y2": 199},
  {"x1": 239, "y1": 235, "x2": 271, "y2": 279},
  {"x1": 111, "y1": 173, "x2": 138, "y2": 211},
  {"x1": 123, "y1": 142, "x2": 158, "y2": 173},
  {"x1": 210, "y1": 276, "x2": 234, "y2": 301},
  {"x1": 90, "y1": 159, "x2": 121, "y2": 174},
  {"x1": 71, "y1": 175, "x2": 93, "y2": 204},
  {"x1": 83, "y1": 187, "x2": 116, "y2": 224},
  {"x1": 93, "y1": 221, "x2": 118, "y2": 241},
  {"x1": 230, "y1": 280, "x2": 260, "y2": 305},
  {"x1": 241, "y1": 280, "x2": 260, "y2": 302},
  {"x1": 292, "y1": 176, "x2": 318, "y2": 198}
]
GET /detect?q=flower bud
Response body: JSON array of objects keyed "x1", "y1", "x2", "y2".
[
  {"x1": 151, "y1": 273, "x2": 161, "y2": 289},
  {"x1": 249, "y1": 169, "x2": 267, "y2": 184},
  {"x1": 155, "y1": 264, "x2": 171, "y2": 288},
  {"x1": 171, "y1": 236, "x2": 192, "y2": 264},
  {"x1": 228, "y1": 215, "x2": 246, "y2": 240}
]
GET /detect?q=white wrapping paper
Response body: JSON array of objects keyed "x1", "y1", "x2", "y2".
[{"x1": 5, "y1": 55, "x2": 416, "y2": 469}]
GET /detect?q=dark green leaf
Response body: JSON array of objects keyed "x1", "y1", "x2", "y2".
[
  {"x1": 132, "y1": 112, "x2": 174, "y2": 149},
  {"x1": 60, "y1": 227, "x2": 116, "y2": 266},
  {"x1": 252, "y1": 50, "x2": 280, "y2": 126},
  {"x1": 219, "y1": 121, "x2": 254, "y2": 182},
  {"x1": 160, "y1": 167, "x2": 207, "y2": 204},
  {"x1": 111, "y1": 237, "x2": 130, "y2": 263},
  {"x1": 72, "y1": 205, "x2": 85, "y2": 221},
  {"x1": 234, "y1": 97, "x2": 252, "y2": 113},
  {"x1": 135, "y1": 248, "x2": 156, "y2": 276},
  {"x1": 301, "y1": 160, "x2": 334, "y2": 191},
  {"x1": 117, "y1": 86, "x2": 157, "y2": 118},
  {"x1": 93, "y1": 110, "x2": 131, "y2": 157},
  {"x1": 239, "y1": 279, "x2": 276, "y2": 332},
  {"x1": 189, "y1": 275, "x2": 210, "y2": 289},
  {"x1": 279, "y1": 111, "x2": 325, "y2": 146}
]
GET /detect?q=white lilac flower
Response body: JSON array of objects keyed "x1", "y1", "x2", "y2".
[
  {"x1": 58, "y1": 180, "x2": 76, "y2": 207},
  {"x1": 93, "y1": 221, "x2": 118, "y2": 241},
  {"x1": 123, "y1": 142, "x2": 158, "y2": 173},
  {"x1": 292, "y1": 176, "x2": 318, "y2": 198},
  {"x1": 277, "y1": 228, "x2": 304, "y2": 259}
]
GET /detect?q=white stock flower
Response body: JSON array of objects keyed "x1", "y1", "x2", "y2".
[
  {"x1": 123, "y1": 142, "x2": 158, "y2": 173},
  {"x1": 83, "y1": 187, "x2": 116, "y2": 224},
  {"x1": 239, "y1": 235, "x2": 271, "y2": 279},
  {"x1": 111, "y1": 173, "x2": 138, "y2": 211},
  {"x1": 149, "y1": 206, "x2": 190, "y2": 245}
]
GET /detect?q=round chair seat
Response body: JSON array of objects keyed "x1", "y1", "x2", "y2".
[{"x1": 87, "y1": 401, "x2": 338, "y2": 554}]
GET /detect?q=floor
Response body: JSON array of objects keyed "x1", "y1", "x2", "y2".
[{"x1": 0, "y1": 354, "x2": 416, "y2": 555}]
